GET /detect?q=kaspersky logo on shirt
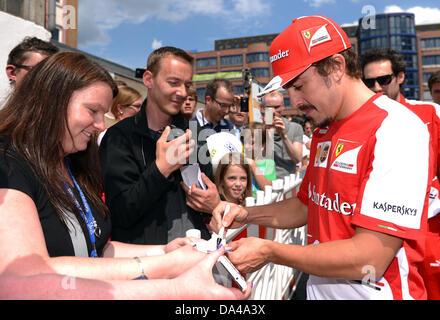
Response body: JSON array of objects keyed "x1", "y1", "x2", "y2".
[{"x1": 308, "y1": 182, "x2": 356, "y2": 215}]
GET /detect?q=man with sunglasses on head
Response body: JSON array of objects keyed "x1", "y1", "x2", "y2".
[
  {"x1": 6, "y1": 36, "x2": 58, "y2": 87},
  {"x1": 361, "y1": 47, "x2": 440, "y2": 300}
]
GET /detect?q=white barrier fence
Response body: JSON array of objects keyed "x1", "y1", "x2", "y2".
[{"x1": 225, "y1": 170, "x2": 307, "y2": 300}]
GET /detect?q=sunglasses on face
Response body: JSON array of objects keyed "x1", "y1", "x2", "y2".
[{"x1": 362, "y1": 74, "x2": 394, "y2": 88}]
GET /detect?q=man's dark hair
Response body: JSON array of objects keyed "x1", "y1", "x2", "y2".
[
  {"x1": 359, "y1": 47, "x2": 406, "y2": 76},
  {"x1": 428, "y1": 71, "x2": 440, "y2": 92},
  {"x1": 146, "y1": 46, "x2": 194, "y2": 75},
  {"x1": 7, "y1": 37, "x2": 59, "y2": 66},
  {"x1": 314, "y1": 48, "x2": 362, "y2": 79},
  {"x1": 205, "y1": 78, "x2": 234, "y2": 100}
]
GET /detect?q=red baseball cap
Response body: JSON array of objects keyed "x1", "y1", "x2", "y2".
[{"x1": 258, "y1": 15, "x2": 351, "y2": 97}]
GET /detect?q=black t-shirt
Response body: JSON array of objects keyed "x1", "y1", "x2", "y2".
[{"x1": 0, "y1": 145, "x2": 111, "y2": 257}]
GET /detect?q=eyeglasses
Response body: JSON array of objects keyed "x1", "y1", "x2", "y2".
[
  {"x1": 362, "y1": 74, "x2": 394, "y2": 88},
  {"x1": 212, "y1": 97, "x2": 234, "y2": 110},
  {"x1": 13, "y1": 64, "x2": 34, "y2": 71}
]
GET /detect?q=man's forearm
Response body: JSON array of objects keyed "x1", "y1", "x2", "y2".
[
  {"x1": 260, "y1": 227, "x2": 403, "y2": 280},
  {"x1": 246, "y1": 196, "x2": 308, "y2": 229}
]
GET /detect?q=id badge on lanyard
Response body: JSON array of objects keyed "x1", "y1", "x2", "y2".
[{"x1": 64, "y1": 160, "x2": 98, "y2": 258}]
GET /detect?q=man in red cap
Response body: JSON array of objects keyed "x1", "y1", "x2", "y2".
[{"x1": 213, "y1": 15, "x2": 432, "y2": 299}]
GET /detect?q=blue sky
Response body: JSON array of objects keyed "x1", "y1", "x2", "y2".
[{"x1": 77, "y1": 0, "x2": 440, "y2": 70}]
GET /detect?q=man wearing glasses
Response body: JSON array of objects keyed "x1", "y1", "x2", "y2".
[
  {"x1": 361, "y1": 47, "x2": 440, "y2": 300},
  {"x1": 360, "y1": 48, "x2": 407, "y2": 102},
  {"x1": 6, "y1": 37, "x2": 58, "y2": 86},
  {"x1": 193, "y1": 78, "x2": 235, "y2": 133}
]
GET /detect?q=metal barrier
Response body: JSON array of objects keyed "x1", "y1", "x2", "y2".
[{"x1": 225, "y1": 169, "x2": 307, "y2": 300}]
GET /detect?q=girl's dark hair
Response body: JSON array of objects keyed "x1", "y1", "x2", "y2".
[{"x1": 0, "y1": 51, "x2": 118, "y2": 225}]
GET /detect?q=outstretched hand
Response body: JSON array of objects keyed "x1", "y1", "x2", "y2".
[{"x1": 172, "y1": 247, "x2": 252, "y2": 300}]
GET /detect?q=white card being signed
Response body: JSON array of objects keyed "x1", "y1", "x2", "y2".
[{"x1": 180, "y1": 163, "x2": 207, "y2": 190}]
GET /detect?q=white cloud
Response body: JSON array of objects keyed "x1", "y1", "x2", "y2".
[
  {"x1": 384, "y1": 5, "x2": 440, "y2": 25},
  {"x1": 78, "y1": 0, "x2": 271, "y2": 48},
  {"x1": 303, "y1": 0, "x2": 335, "y2": 8},
  {"x1": 234, "y1": 0, "x2": 270, "y2": 16},
  {"x1": 151, "y1": 39, "x2": 163, "y2": 50}
]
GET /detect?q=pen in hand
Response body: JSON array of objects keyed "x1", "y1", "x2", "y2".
[{"x1": 217, "y1": 204, "x2": 230, "y2": 248}]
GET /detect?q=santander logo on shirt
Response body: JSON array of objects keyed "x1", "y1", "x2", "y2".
[{"x1": 308, "y1": 182, "x2": 357, "y2": 215}]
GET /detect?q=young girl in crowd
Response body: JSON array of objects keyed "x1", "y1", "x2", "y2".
[
  {"x1": 242, "y1": 122, "x2": 276, "y2": 195},
  {"x1": 214, "y1": 152, "x2": 253, "y2": 206},
  {"x1": 0, "y1": 51, "x2": 250, "y2": 299}
]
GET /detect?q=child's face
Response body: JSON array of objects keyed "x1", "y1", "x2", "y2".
[{"x1": 222, "y1": 165, "x2": 248, "y2": 203}]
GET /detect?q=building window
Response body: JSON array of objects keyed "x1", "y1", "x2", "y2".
[
  {"x1": 251, "y1": 68, "x2": 270, "y2": 78},
  {"x1": 234, "y1": 85, "x2": 243, "y2": 95},
  {"x1": 402, "y1": 86, "x2": 419, "y2": 100},
  {"x1": 243, "y1": 40, "x2": 248, "y2": 48},
  {"x1": 220, "y1": 55, "x2": 243, "y2": 66},
  {"x1": 405, "y1": 71, "x2": 419, "y2": 86},
  {"x1": 246, "y1": 52, "x2": 269, "y2": 63},
  {"x1": 197, "y1": 88, "x2": 206, "y2": 100},
  {"x1": 420, "y1": 37, "x2": 440, "y2": 50},
  {"x1": 390, "y1": 35, "x2": 416, "y2": 51},
  {"x1": 196, "y1": 57, "x2": 217, "y2": 69},
  {"x1": 422, "y1": 55, "x2": 440, "y2": 67},
  {"x1": 424, "y1": 90, "x2": 433, "y2": 101},
  {"x1": 423, "y1": 72, "x2": 434, "y2": 85},
  {"x1": 359, "y1": 37, "x2": 388, "y2": 53},
  {"x1": 389, "y1": 15, "x2": 415, "y2": 34},
  {"x1": 3, "y1": 0, "x2": 23, "y2": 17},
  {"x1": 404, "y1": 54, "x2": 418, "y2": 69},
  {"x1": 359, "y1": 15, "x2": 387, "y2": 38},
  {"x1": 52, "y1": 27, "x2": 62, "y2": 42}
]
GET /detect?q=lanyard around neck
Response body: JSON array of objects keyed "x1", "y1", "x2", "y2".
[{"x1": 64, "y1": 160, "x2": 98, "y2": 258}]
